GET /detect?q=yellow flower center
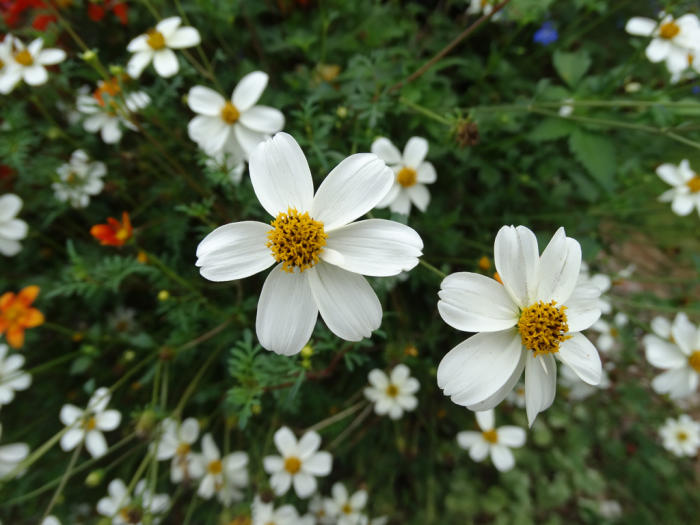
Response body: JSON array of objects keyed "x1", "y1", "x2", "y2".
[
  {"x1": 396, "y1": 166, "x2": 417, "y2": 188},
  {"x1": 220, "y1": 101, "x2": 240, "y2": 124},
  {"x1": 687, "y1": 175, "x2": 700, "y2": 193},
  {"x1": 610, "y1": 327, "x2": 619, "y2": 338},
  {"x1": 659, "y1": 21, "x2": 680, "y2": 40},
  {"x1": 116, "y1": 227, "x2": 130, "y2": 241},
  {"x1": 688, "y1": 351, "x2": 700, "y2": 373},
  {"x1": 267, "y1": 208, "x2": 327, "y2": 272},
  {"x1": 385, "y1": 384, "x2": 399, "y2": 398},
  {"x1": 284, "y1": 456, "x2": 302, "y2": 474},
  {"x1": 342, "y1": 503, "x2": 353, "y2": 514},
  {"x1": 119, "y1": 507, "x2": 143, "y2": 524},
  {"x1": 517, "y1": 300, "x2": 571, "y2": 357},
  {"x1": 0, "y1": 58, "x2": 4, "y2": 70},
  {"x1": 14, "y1": 49, "x2": 33, "y2": 66},
  {"x1": 677, "y1": 431, "x2": 688, "y2": 442},
  {"x1": 146, "y1": 30, "x2": 166, "y2": 50},
  {"x1": 176, "y1": 442, "x2": 191, "y2": 456},
  {"x1": 85, "y1": 416, "x2": 97, "y2": 431},
  {"x1": 482, "y1": 429, "x2": 499, "y2": 444},
  {"x1": 208, "y1": 459, "x2": 223, "y2": 474}
]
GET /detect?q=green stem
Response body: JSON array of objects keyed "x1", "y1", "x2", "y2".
[
  {"x1": 399, "y1": 97, "x2": 453, "y2": 125},
  {"x1": 304, "y1": 401, "x2": 367, "y2": 433},
  {"x1": 419, "y1": 259, "x2": 447, "y2": 280},
  {"x1": 0, "y1": 426, "x2": 69, "y2": 482},
  {"x1": 174, "y1": 345, "x2": 225, "y2": 416},
  {"x1": 41, "y1": 440, "x2": 82, "y2": 519}
]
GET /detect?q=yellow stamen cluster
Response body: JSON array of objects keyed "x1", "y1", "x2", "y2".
[
  {"x1": 267, "y1": 208, "x2": 327, "y2": 272},
  {"x1": 208, "y1": 459, "x2": 223, "y2": 474},
  {"x1": 385, "y1": 384, "x2": 399, "y2": 398},
  {"x1": 284, "y1": 456, "x2": 302, "y2": 474},
  {"x1": 176, "y1": 442, "x2": 191, "y2": 456},
  {"x1": 677, "y1": 431, "x2": 688, "y2": 442},
  {"x1": 687, "y1": 175, "x2": 700, "y2": 193},
  {"x1": 85, "y1": 416, "x2": 97, "y2": 431},
  {"x1": 0, "y1": 59, "x2": 5, "y2": 70},
  {"x1": 220, "y1": 102, "x2": 240, "y2": 124},
  {"x1": 396, "y1": 166, "x2": 417, "y2": 188},
  {"x1": 119, "y1": 506, "x2": 143, "y2": 524},
  {"x1": 342, "y1": 503, "x2": 353, "y2": 514},
  {"x1": 14, "y1": 49, "x2": 33, "y2": 66},
  {"x1": 517, "y1": 300, "x2": 571, "y2": 357},
  {"x1": 146, "y1": 30, "x2": 166, "y2": 50},
  {"x1": 659, "y1": 21, "x2": 680, "y2": 40},
  {"x1": 482, "y1": 429, "x2": 499, "y2": 444},
  {"x1": 688, "y1": 351, "x2": 700, "y2": 373}
]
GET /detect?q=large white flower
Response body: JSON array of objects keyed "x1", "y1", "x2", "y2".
[
  {"x1": 0, "y1": 343, "x2": 31, "y2": 407},
  {"x1": 644, "y1": 313, "x2": 700, "y2": 399},
  {"x1": 96, "y1": 478, "x2": 170, "y2": 525},
  {"x1": 659, "y1": 414, "x2": 700, "y2": 457},
  {"x1": 0, "y1": 35, "x2": 20, "y2": 94},
  {"x1": 195, "y1": 132, "x2": 423, "y2": 355},
  {"x1": 263, "y1": 426, "x2": 332, "y2": 499},
  {"x1": 194, "y1": 433, "x2": 249, "y2": 505},
  {"x1": 77, "y1": 86, "x2": 150, "y2": 144},
  {"x1": 656, "y1": 159, "x2": 700, "y2": 217},
  {"x1": 52, "y1": 150, "x2": 107, "y2": 208},
  {"x1": 456, "y1": 409, "x2": 526, "y2": 472},
  {"x1": 252, "y1": 495, "x2": 298, "y2": 525},
  {"x1": 625, "y1": 13, "x2": 700, "y2": 75},
  {"x1": 371, "y1": 136, "x2": 436, "y2": 215},
  {"x1": 127, "y1": 16, "x2": 201, "y2": 78},
  {"x1": 364, "y1": 364, "x2": 419, "y2": 419},
  {"x1": 187, "y1": 71, "x2": 284, "y2": 157},
  {"x1": 436, "y1": 225, "x2": 603, "y2": 425},
  {"x1": 59, "y1": 387, "x2": 122, "y2": 458},
  {"x1": 153, "y1": 417, "x2": 203, "y2": 483},
  {"x1": 324, "y1": 482, "x2": 367, "y2": 525},
  {"x1": 0, "y1": 194, "x2": 28, "y2": 257},
  {"x1": 3, "y1": 36, "x2": 66, "y2": 88},
  {"x1": 0, "y1": 423, "x2": 29, "y2": 478}
]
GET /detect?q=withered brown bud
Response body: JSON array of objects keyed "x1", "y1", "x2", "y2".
[{"x1": 454, "y1": 120, "x2": 480, "y2": 147}]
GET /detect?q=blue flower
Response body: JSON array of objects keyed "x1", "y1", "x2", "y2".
[
  {"x1": 534, "y1": 21, "x2": 558, "y2": 46},
  {"x1": 692, "y1": 85, "x2": 700, "y2": 95}
]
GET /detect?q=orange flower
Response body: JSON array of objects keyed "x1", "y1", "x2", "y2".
[
  {"x1": 0, "y1": 285, "x2": 44, "y2": 349},
  {"x1": 90, "y1": 212, "x2": 133, "y2": 247}
]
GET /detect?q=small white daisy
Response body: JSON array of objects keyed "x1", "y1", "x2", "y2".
[
  {"x1": 193, "y1": 433, "x2": 249, "y2": 505},
  {"x1": 52, "y1": 150, "x2": 106, "y2": 208},
  {"x1": 0, "y1": 343, "x2": 31, "y2": 407},
  {"x1": 363, "y1": 364, "x2": 419, "y2": 419},
  {"x1": 195, "y1": 132, "x2": 423, "y2": 356},
  {"x1": 578, "y1": 262, "x2": 612, "y2": 315},
  {"x1": 252, "y1": 495, "x2": 298, "y2": 525},
  {"x1": 324, "y1": 482, "x2": 368, "y2": 525},
  {"x1": 0, "y1": 35, "x2": 20, "y2": 94},
  {"x1": 77, "y1": 84, "x2": 150, "y2": 144},
  {"x1": 187, "y1": 71, "x2": 284, "y2": 156},
  {"x1": 96, "y1": 478, "x2": 170, "y2": 524},
  {"x1": 263, "y1": 426, "x2": 332, "y2": 499},
  {"x1": 644, "y1": 313, "x2": 700, "y2": 399},
  {"x1": 0, "y1": 423, "x2": 29, "y2": 478},
  {"x1": 437, "y1": 225, "x2": 603, "y2": 425},
  {"x1": 659, "y1": 414, "x2": 700, "y2": 457},
  {"x1": 59, "y1": 387, "x2": 122, "y2": 458},
  {"x1": 371, "y1": 136, "x2": 436, "y2": 215},
  {"x1": 4, "y1": 36, "x2": 66, "y2": 88},
  {"x1": 153, "y1": 417, "x2": 203, "y2": 483},
  {"x1": 505, "y1": 383, "x2": 526, "y2": 408},
  {"x1": 591, "y1": 312, "x2": 628, "y2": 353},
  {"x1": 656, "y1": 159, "x2": 700, "y2": 217},
  {"x1": 456, "y1": 409, "x2": 526, "y2": 472},
  {"x1": 127, "y1": 16, "x2": 201, "y2": 78},
  {"x1": 0, "y1": 193, "x2": 28, "y2": 257},
  {"x1": 308, "y1": 493, "x2": 334, "y2": 525}
]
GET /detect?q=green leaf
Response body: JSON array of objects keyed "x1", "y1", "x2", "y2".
[
  {"x1": 530, "y1": 118, "x2": 576, "y2": 142},
  {"x1": 553, "y1": 50, "x2": 592, "y2": 88},
  {"x1": 568, "y1": 129, "x2": 616, "y2": 190}
]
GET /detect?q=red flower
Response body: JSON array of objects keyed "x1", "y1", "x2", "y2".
[
  {"x1": 0, "y1": 285, "x2": 44, "y2": 349},
  {"x1": 90, "y1": 212, "x2": 133, "y2": 247},
  {"x1": 87, "y1": 0, "x2": 128, "y2": 25},
  {"x1": 1, "y1": 0, "x2": 58, "y2": 30}
]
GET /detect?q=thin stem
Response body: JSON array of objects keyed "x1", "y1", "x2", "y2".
[
  {"x1": 419, "y1": 259, "x2": 447, "y2": 280},
  {"x1": 304, "y1": 401, "x2": 367, "y2": 433},
  {"x1": 174, "y1": 345, "x2": 225, "y2": 416},
  {"x1": 42, "y1": 440, "x2": 83, "y2": 519},
  {"x1": 399, "y1": 97, "x2": 453, "y2": 125},
  {"x1": 328, "y1": 404, "x2": 373, "y2": 450},
  {"x1": 0, "y1": 426, "x2": 69, "y2": 482}
]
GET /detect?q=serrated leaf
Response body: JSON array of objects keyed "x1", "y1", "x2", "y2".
[
  {"x1": 553, "y1": 50, "x2": 592, "y2": 88},
  {"x1": 568, "y1": 129, "x2": 616, "y2": 191}
]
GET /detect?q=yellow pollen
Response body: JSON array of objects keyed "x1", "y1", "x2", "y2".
[
  {"x1": 689, "y1": 54, "x2": 695, "y2": 66},
  {"x1": 518, "y1": 300, "x2": 572, "y2": 357},
  {"x1": 659, "y1": 21, "x2": 680, "y2": 40},
  {"x1": 482, "y1": 429, "x2": 499, "y2": 444},
  {"x1": 14, "y1": 49, "x2": 33, "y2": 66},
  {"x1": 493, "y1": 272, "x2": 503, "y2": 285},
  {"x1": 220, "y1": 102, "x2": 240, "y2": 124},
  {"x1": 688, "y1": 351, "x2": 700, "y2": 373},
  {"x1": 208, "y1": 459, "x2": 223, "y2": 474},
  {"x1": 687, "y1": 175, "x2": 700, "y2": 193},
  {"x1": 342, "y1": 503, "x2": 353, "y2": 514},
  {"x1": 146, "y1": 30, "x2": 166, "y2": 50},
  {"x1": 85, "y1": 417, "x2": 97, "y2": 431},
  {"x1": 677, "y1": 431, "x2": 688, "y2": 442},
  {"x1": 396, "y1": 166, "x2": 417, "y2": 188},
  {"x1": 610, "y1": 327, "x2": 619, "y2": 338},
  {"x1": 176, "y1": 442, "x2": 191, "y2": 456},
  {"x1": 267, "y1": 208, "x2": 327, "y2": 272},
  {"x1": 284, "y1": 456, "x2": 302, "y2": 474},
  {"x1": 478, "y1": 256, "x2": 491, "y2": 271},
  {"x1": 115, "y1": 227, "x2": 130, "y2": 241},
  {"x1": 385, "y1": 384, "x2": 399, "y2": 398}
]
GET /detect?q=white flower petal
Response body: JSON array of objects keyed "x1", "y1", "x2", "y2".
[
  {"x1": 456, "y1": 431, "x2": 481, "y2": 449},
  {"x1": 60, "y1": 428, "x2": 84, "y2": 451},
  {"x1": 23, "y1": 65, "x2": 48, "y2": 85},
  {"x1": 180, "y1": 418, "x2": 199, "y2": 443},
  {"x1": 256, "y1": 266, "x2": 318, "y2": 356},
  {"x1": 298, "y1": 431, "x2": 321, "y2": 459},
  {"x1": 494, "y1": 225, "x2": 539, "y2": 307},
  {"x1": 645, "y1": 38, "x2": 670, "y2": 62},
  {"x1": 497, "y1": 426, "x2": 526, "y2": 447},
  {"x1": 233, "y1": 123, "x2": 269, "y2": 156},
  {"x1": 564, "y1": 283, "x2": 601, "y2": 332},
  {"x1": 188, "y1": 115, "x2": 230, "y2": 154},
  {"x1": 475, "y1": 409, "x2": 495, "y2": 431},
  {"x1": 85, "y1": 430, "x2": 108, "y2": 458},
  {"x1": 60, "y1": 404, "x2": 83, "y2": 426},
  {"x1": 350, "y1": 490, "x2": 368, "y2": 510},
  {"x1": 96, "y1": 410, "x2": 121, "y2": 431},
  {"x1": 0, "y1": 195, "x2": 22, "y2": 222},
  {"x1": 371, "y1": 137, "x2": 402, "y2": 164},
  {"x1": 402, "y1": 137, "x2": 428, "y2": 168},
  {"x1": 263, "y1": 455, "x2": 284, "y2": 474},
  {"x1": 153, "y1": 48, "x2": 179, "y2": 77},
  {"x1": 376, "y1": 183, "x2": 400, "y2": 208},
  {"x1": 651, "y1": 316, "x2": 672, "y2": 339},
  {"x1": 232, "y1": 71, "x2": 269, "y2": 112},
  {"x1": 536, "y1": 228, "x2": 581, "y2": 304},
  {"x1": 656, "y1": 164, "x2": 684, "y2": 187},
  {"x1": 524, "y1": 353, "x2": 557, "y2": 426},
  {"x1": 388, "y1": 190, "x2": 412, "y2": 215},
  {"x1": 368, "y1": 369, "x2": 389, "y2": 389},
  {"x1": 239, "y1": 106, "x2": 285, "y2": 134},
  {"x1": 188, "y1": 86, "x2": 226, "y2": 115},
  {"x1": 625, "y1": 17, "x2": 656, "y2": 36},
  {"x1": 293, "y1": 471, "x2": 317, "y2": 498},
  {"x1": 303, "y1": 451, "x2": 332, "y2": 475},
  {"x1": 127, "y1": 34, "x2": 151, "y2": 52},
  {"x1": 557, "y1": 333, "x2": 602, "y2": 385},
  {"x1": 417, "y1": 162, "x2": 437, "y2": 183},
  {"x1": 37, "y1": 48, "x2": 66, "y2": 65},
  {"x1": 652, "y1": 368, "x2": 696, "y2": 399},
  {"x1": 0, "y1": 219, "x2": 28, "y2": 240},
  {"x1": 156, "y1": 16, "x2": 182, "y2": 38},
  {"x1": 469, "y1": 440, "x2": 489, "y2": 461},
  {"x1": 100, "y1": 118, "x2": 122, "y2": 144},
  {"x1": 490, "y1": 444, "x2": 515, "y2": 472},
  {"x1": 671, "y1": 313, "x2": 698, "y2": 355},
  {"x1": 644, "y1": 335, "x2": 686, "y2": 369},
  {"x1": 406, "y1": 184, "x2": 430, "y2": 212},
  {"x1": 127, "y1": 50, "x2": 153, "y2": 78},
  {"x1": 671, "y1": 194, "x2": 694, "y2": 216},
  {"x1": 167, "y1": 27, "x2": 201, "y2": 48},
  {"x1": 270, "y1": 471, "x2": 292, "y2": 496}
]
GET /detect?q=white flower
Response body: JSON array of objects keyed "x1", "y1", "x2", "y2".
[
  {"x1": 559, "y1": 363, "x2": 611, "y2": 401},
  {"x1": 195, "y1": 132, "x2": 423, "y2": 356},
  {"x1": 252, "y1": 495, "x2": 298, "y2": 525},
  {"x1": 456, "y1": 409, "x2": 526, "y2": 472},
  {"x1": 127, "y1": 16, "x2": 201, "y2": 78},
  {"x1": 308, "y1": 493, "x2": 334, "y2": 525},
  {"x1": 3, "y1": 36, "x2": 66, "y2": 88},
  {"x1": 656, "y1": 159, "x2": 700, "y2": 217},
  {"x1": 466, "y1": 0, "x2": 503, "y2": 21},
  {"x1": 108, "y1": 307, "x2": 137, "y2": 333},
  {"x1": 59, "y1": 387, "x2": 122, "y2": 458},
  {"x1": 263, "y1": 426, "x2": 332, "y2": 499},
  {"x1": 578, "y1": 262, "x2": 612, "y2": 315},
  {"x1": 324, "y1": 482, "x2": 368, "y2": 525},
  {"x1": 96, "y1": 478, "x2": 170, "y2": 524},
  {"x1": 598, "y1": 500, "x2": 623, "y2": 520},
  {"x1": 153, "y1": 417, "x2": 203, "y2": 483},
  {"x1": 0, "y1": 423, "x2": 29, "y2": 478},
  {"x1": 0, "y1": 343, "x2": 31, "y2": 407},
  {"x1": 0, "y1": 35, "x2": 20, "y2": 94},
  {"x1": 40, "y1": 517, "x2": 61, "y2": 525},
  {"x1": 644, "y1": 313, "x2": 700, "y2": 399},
  {"x1": 194, "y1": 433, "x2": 249, "y2": 505},
  {"x1": 659, "y1": 414, "x2": 700, "y2": 457},
  {"x1": 558, "y1": 98, "x2": 574, "y2": 117},
  {"x1": 0, "y1": 194, "x2": 28, "y2": 257},
  {"x1": 187, "y1": 71, "x2": 284, "y2": 157},
  {"x1": 371, "y1": 136, "x2": 436, "y2": 215},
  {"x1": 52, "y1": 150, "x2": 106, "y2": 208},
  {"x1": 364, "y1": 364, "x2": 419, "y2": 419},
  {"x1": 505, "y1": 383, "x2": 526, "y2": 408},
  {"x1": 437, "y1": 225, "x2": 603, "y2": 426},
  {"x1": 205, "y1": 139, "x2": 246, "y2": 185},
  {"x1": 591, "y1": 312, "x2": 628, "y2": 353},
  {"x1": 625, "y1": 13, "x2": 700, "y2": 75},
  {"x1": 77, "y1": 86, "x2": 150, "y2": 144}
]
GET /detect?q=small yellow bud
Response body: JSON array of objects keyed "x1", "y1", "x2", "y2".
[
  {"x1": 478, "y1": 256, "x2": 491, "y2": 271},
  {"x1": 123, "y1": 350, "x2": 136, "y2": 362},
  {"x1": 85, "y1": 469, "x2": 104, "y2": 487},
  {"x1": 404, "y1": 345, "x2": 418, "y2": 357},
  {"x1": 301, "y1": 358, "x2": 311, "y2": 369},
  {"x1": 136, "y1": 409, "x2": 157, "y2": 438},
  {"x1": 300, "y1": 344, "x2": 313, "y2": 358},
  {"x1": 80, "y1": 49, "x2": 97, "y2": 61},
  {"x1": 72, "y1": 332, "x2": 84, "y2": 342},
  {"x1": 108, "y1": 64, "x2": 124, "y2": 76},
  {"x1": 251, "y1": 404, "x2": 262, "y2": 415},
  {"x1": 137, "y1": 250, "x2": 149, "y2": 264},
  {"x1": 336, "y1": 106, "x2": 348, "y2": 118},
  {"x1": 157, "y1": 290, "x2": 170, "y2": 301}
]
